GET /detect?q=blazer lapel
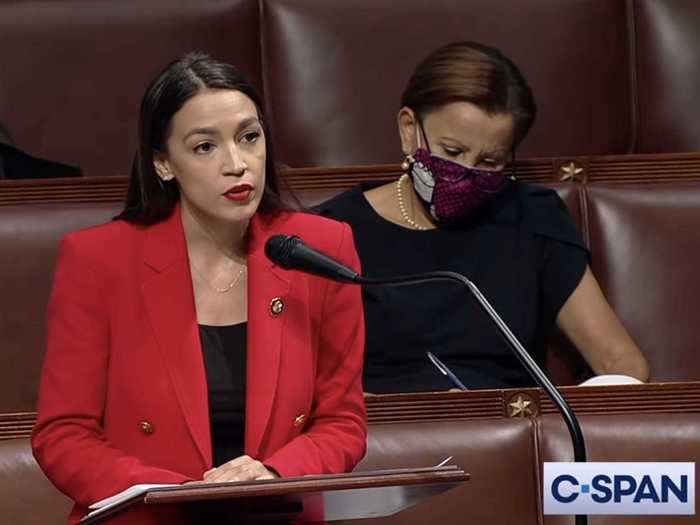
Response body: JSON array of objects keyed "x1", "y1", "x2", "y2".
[
  {"x1": 245, "y1": 214, "x2": 290, "y2": 458},
  {"x1": 141, "y1": 207, "x2": 211, "y2": 468}
]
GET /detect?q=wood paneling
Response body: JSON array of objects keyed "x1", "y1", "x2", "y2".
[
  {"x1": 0, "y1": 412, "x2": 36, "y2": 440},
  {"x1": 4, "y1": 382, "x2": 699, "y2": 440},
  {"x1": 3, "y1": 153, "x2": 700, "y2": 206},
  {"x1": 365, "y1": 381, "x2": 700, "y2": 424}
]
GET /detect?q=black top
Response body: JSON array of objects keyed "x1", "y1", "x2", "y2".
[
  {"x1": 317, "y1": 181, "x2": 588, "y2": 393},
  {"x1": 199, "y1": 322, "x2": 247, "y2": 467}
]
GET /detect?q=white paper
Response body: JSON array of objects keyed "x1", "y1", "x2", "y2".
[
  {"x1": 578, "y1": 374, "x2": 644, "y2": 386},
  {"x1": 81, "y1": 483, "x2": 179, "y2": 521},
  {"x1": 433, "y1": 456, "x2": 453, "y2": 468},
  {"x1": 89, "y1": 483, "x2": 176, "y2": 509}
]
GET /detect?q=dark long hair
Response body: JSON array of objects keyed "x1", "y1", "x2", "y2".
[
  {"x1": 401, "y1": 41, "x2": 536, "y2": 148},
  {"x1": 116, "y1": 52, "x2": 285, "y2": 224}
]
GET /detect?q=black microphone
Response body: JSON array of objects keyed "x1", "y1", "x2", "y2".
[
  {"x1": 264, "y1": 234, "x2": 359, "y2": 283},
  {"x1": 265, "y1": 234, "x2": 588, "y2": 525}
]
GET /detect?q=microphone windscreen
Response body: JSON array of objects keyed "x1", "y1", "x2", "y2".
[
  {"x1": 264, "y1": 234, "x2": 301, "y2": 269},
  {"x1": 264, "y1": 233, "x2": 358, "y2": 282}
]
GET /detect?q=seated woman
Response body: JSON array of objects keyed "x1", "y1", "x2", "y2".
[
  {"x1": 32, "y1": 52, "x2": 366, "y2": 524},
  {"x1": 318, "y1": 41, "x2": 648, "y2": 393}
]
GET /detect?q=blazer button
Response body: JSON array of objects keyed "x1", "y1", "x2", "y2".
[
  {"x1": 294, "y1": 414, "x2": 306, "y2": 427},
  {"x1": 139, "y1": 420, "x2": 155, "y2": 435}
]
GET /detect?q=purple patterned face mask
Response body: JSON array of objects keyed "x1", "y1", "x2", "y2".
[{"x1": 408, "y1": 147, "x2": 510, "y2": 223}]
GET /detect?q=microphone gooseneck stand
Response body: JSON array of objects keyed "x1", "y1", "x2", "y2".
[
  {"x1": 264, "y1": 235, "x2": 587, "y2": 524},
  {"x1": 354, "y1": 271, "x2": 588, "y2": 525}
]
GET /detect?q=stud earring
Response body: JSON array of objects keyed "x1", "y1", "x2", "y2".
[
  {"x1": 157, "y1": 167, "x2": 174, "y2": 181},
  {"x1": 401, "y1": 155, "x2": 412, "y2": 172}
]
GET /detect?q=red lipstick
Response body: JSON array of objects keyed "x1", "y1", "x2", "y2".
[{"x1": 223, "y1": 183, "x2": 253, "y2": 202}]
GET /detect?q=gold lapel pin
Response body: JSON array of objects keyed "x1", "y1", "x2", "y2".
[{"x1": 269, "y1": 297, "x2": 284, "y2": 316}]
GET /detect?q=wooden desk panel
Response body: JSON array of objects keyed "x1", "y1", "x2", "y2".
[
  {"x1": 4, "y1": 382, "x2": 699, "y2": 440},
  {"x1": 3, "y1": 152, "x2": 700, "y2": 206}
]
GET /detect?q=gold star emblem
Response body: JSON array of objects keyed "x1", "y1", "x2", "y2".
[
  {"x1": 559, "y1": 161, "x2": 585, "y2": 182},
  {"x1": 508, "y1": 395, "x2": 535, "y2": 418}
]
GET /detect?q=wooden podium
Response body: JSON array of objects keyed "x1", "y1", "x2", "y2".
[{"x1": 80, "y1": 466, "x2": 468, "y2": 524}]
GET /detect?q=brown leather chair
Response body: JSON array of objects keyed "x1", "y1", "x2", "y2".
[
  {"x1": 4, "y1": 0, "x2": 700, "y2": 173},
  {"x1": 538, "y1": 412, "x2": 700, "y2": 525},
  {"x1": 1, "y1": 179, "x2": 700, "y2": 524},
  {"x1": 634, "y1": 0, "x2": 700, "y2": 153},
  {"x1": 0, "y1": 202, "x2": 121, "y2": 413},
  {"x1": 353, "y1": 418, "x2": 540, "y2": 525},
  {"x1": 5, "y1": 180, "x2": 700, "y2": 414},
  {"x1": 585, "y1": 183, "x2": 700, "y2": 382},
  {"x1": 0, "y1": 0, "x2": 262, "y2": 177},
  {"x1": 262, "y1": 0, "x2": 634, "y2": 167},
  {"x1": 0, "y1": 439, "x2": 71, "y2": 525}
]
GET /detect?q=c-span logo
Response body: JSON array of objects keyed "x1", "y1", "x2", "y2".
[{"x1": 543, "y1": 463, "x2": 694, "y2": 515}]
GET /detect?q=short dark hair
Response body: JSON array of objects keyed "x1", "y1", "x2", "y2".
[
  {"x1": 116, "y1": 52, "x2": 285, "y2": 224},
  {"x1": 401, "y1": 41, "x2": 536, "y2": 148}
]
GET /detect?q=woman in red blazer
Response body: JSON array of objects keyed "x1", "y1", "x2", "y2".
[{"x1": 31, "y1": 52, "x2": 366, "y2": 524}]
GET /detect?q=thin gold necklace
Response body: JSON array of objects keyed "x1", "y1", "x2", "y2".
[
  {"x1": 396, "y1": 174, "x2": 428, "y2": 230},
  {"x1": 183, "y1": 208, "x2": 248, "y2": 293},
  {"x1": 191, "y1": 261, "x2": 246, "y2": 293}
]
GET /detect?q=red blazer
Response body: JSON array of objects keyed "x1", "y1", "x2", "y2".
[{"x1": 32, "y1": 207, "x2": 367, "y2": 524}]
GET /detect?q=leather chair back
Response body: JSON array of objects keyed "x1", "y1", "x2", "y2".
[
  {"x1": 357, "y1": 418, "x2": 539, "y2": 525},
  {"x1": 0, "y1": 439, "x2": 71, "y2": 525},
  {"x1": 0, "y1": 0, "x2": 261, "y2": 177},
  {"x1": 634, "y1": 0, "x2": 700, "y2": 153},
  {"x1": 262, "y1": 0, "x2": 633, "y2": 167},
  {"x1": 585, "y1": 183, "x2": 700, "y2": 381},
  {"x1": 0, "y1": 203, "x2": 120, "y2": 412},
  {"x1": 538, "y1": 412, "x2": 700, "y2": 525}
]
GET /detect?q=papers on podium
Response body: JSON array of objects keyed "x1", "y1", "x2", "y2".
[
  {"x1": 85, "y1": 484, "x2": 178, "y2": 519},
  {"x1": 80, "y1": 460, "x2": 466, "y2": 523}
]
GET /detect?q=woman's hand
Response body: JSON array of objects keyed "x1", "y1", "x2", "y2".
[{"x1": 202, "y1": 455, "x2": 278, "y2": 483}]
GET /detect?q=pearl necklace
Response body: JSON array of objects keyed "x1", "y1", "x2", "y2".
[{"x1": 396, "y1": 174, "x2": 428, "y2": 230}]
